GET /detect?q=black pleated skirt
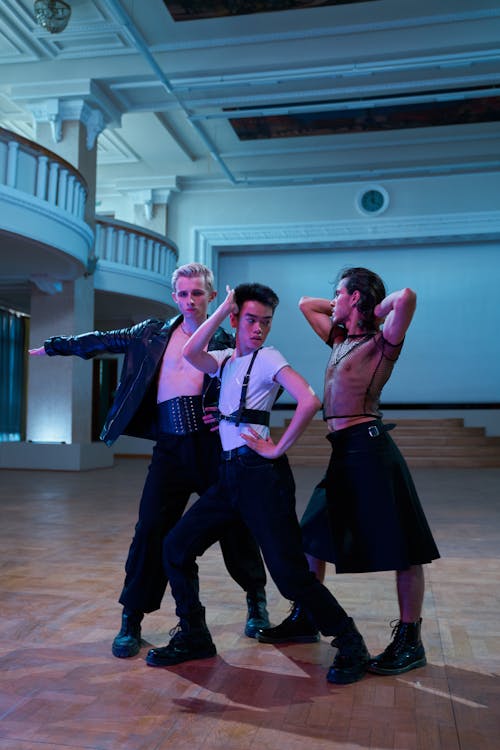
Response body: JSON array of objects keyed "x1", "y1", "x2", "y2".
[{"x1": 300, "y1": 420, "x2": 440, "y2": 573}]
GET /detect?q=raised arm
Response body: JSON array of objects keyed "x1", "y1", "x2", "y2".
[
  {"x1": 241, "y1": 365, "x2": 321, "y2": 459},
  {"x1": 298, "y1": 296, "x2": 335, "y2": 343},
  {"x1": 183, "y1": 287, "x2": 236, "y2": 374},
  {"x1": 374, "y1": 287, "x2": 417, "y2": 345}
]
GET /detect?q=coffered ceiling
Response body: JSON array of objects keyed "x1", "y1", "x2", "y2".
[{"x1": 1, "y1": 0, "x2": 500, "y2": 202}]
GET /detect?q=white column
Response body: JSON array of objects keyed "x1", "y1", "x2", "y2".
[
  {"x1": 27, "y1": 278, "x2": 94, "y2": 445},
  {"x1": 21, "y1": 114, "x2": 110, "y2": 469}
]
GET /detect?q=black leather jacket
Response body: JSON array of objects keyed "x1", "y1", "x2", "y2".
[{"x1": 44, "y1": 315, "x2": 234, "y2": 446}]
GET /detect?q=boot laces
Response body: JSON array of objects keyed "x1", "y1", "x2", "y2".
[
  {"x1": 168, "y1": 623, "x2": 184, "y2": 642},
  {"x1": 285, "y1": 601, "x2": 300, "y2": 622},
  {"x1": 385, "y1": 619, "x2": 411, "y2": 657}
]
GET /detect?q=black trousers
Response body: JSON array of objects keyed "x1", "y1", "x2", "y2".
[
  {"x1": 119, "y1": 431, "x2": 267, "y2": 613},
  {"x1": 163, "y1": 450, "x2": 351, "y2": 636}
]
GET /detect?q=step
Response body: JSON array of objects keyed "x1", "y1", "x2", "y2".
[
  {"x1": 284, "y1": 443, "x2": 500, "y2": 458},
  {"x1": 283, "y1": 420, "x2": 485, "y2": 436},
  {"x1": 286, "y1": 455, "x2": 500, "y2": 469},
  {"x1": 271, "y1": 416, "x2": 500, "y2": 468},
  {"x1": 282, "y1": 433, "x2": 500, "y2": 447}
]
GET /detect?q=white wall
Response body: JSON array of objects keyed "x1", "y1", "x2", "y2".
[
  {"x1": 165, "y1": 171, "x2": 500, "y2": 431},
  {"x1": 217, "y1": 242, "x2": 500, "y2": 406},
  {"x1": 168, "y1": 172, "x2": 500, "y2": 262}
]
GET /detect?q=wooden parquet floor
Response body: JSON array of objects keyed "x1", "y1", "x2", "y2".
[{"x1": 0, "y1": 459, "x2": 499, "y2": 750}]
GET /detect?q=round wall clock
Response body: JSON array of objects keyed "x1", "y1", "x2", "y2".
[{"x1": 357, "y1": 186, "x2": 389, "y2": 216}]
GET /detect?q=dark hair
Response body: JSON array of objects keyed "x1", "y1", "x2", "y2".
[
  {"x1": 234, "y1": 283, "x2": 279, "y2": 313},
  {"x1": 340, "y1": 267, "x2": 386, "y2": 330}
]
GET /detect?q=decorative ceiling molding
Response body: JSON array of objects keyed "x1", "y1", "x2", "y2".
[
  {"x1": 127, "y1": 188, "x2": 178, "y2": 217},
  {"x1": 28, "y1": 98, "x2": 106, "y2": 148},
  {"x1": 1, "y1": 1, "x2": 499, "y2": 201},
  {"x1": 177, "y1": 159, "x2": 500, "y2": 191},
  {"x1": 96, "y1": 177, "x2": 180, "y2": 206},
  {"x1": 151, "y1": 9, "x2": 500, "y2": 53},
  {"x1": 178, "y1": 74, "x2": 500, "y2": 112},
  {"x1": 172, "y1": 49, "x2": 500, "y2": 93},
  {"x1": 194, "y1": 210, "x2": 500, "y2": 265}
]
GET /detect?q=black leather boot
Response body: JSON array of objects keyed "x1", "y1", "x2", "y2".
[
  {"x1": 258, "y1": 602, "x2": 320, "y2": 644},
  {"x1": 368, "y1": 618, "x2": 426, "y2": 675},
  {"x1": 326, "y1": 618, "x2": 370, "y2": 685},
  {"x1": 146, "y1": 608, "x2": 216, "y2": 667},
  {"x1": 245, "y1": 589, "x2": 271, "y2": 638},
  {"x1": 112, "y1": 609, "x2": 143, "y2": 658}
]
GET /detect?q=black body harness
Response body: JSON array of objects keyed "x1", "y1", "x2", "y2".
[{"x1": 216, "y1": 349, "x2": 270, "y2": 427}]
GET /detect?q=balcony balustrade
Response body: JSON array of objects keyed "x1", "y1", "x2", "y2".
[
  {"x1": 94, "y1": 218, "x2": 178, "y2": 304},
  {"x1": 0, "y1": 127, "x2": 93, "y2": 272},
  {"x1": 0, "y1": 126, "x2": 88, "y2": 221}
]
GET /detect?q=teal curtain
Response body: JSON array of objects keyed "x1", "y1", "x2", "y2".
[{"x1": 0, "y1": 308, "x2": 27, "y2": 441}]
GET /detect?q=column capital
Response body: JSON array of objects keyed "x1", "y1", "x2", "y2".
[
  {"x1": 128, "y1": 187, "x2": 178, "y2": 220},
  {"x1": 28, "y1": 98, "x2": 107, "y2": 150}
]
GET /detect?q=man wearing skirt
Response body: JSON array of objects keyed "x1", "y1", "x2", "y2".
[{"x1": 258, "y1": 267, "x2": 440, "y2": 676}]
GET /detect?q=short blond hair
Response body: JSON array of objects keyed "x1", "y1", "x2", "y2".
[{"x1": 171, "y1": 263, "x2": 215, "y2": 294}]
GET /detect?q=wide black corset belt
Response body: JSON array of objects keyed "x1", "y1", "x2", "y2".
[{"x1": 157, "y1": 396, "x2": 205, "y2": 435}]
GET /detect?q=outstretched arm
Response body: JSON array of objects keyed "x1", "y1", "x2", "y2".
[
  {"x1": 183, "y1": 286, "x2": 236, "y2": 374},
  {"x1": 27, "y1": 321, "x2": 151, "y2": 360},
  {"x1": 374, "y1": 287, "x2": 417, "y2": 345},
  {"x1": 241, "y1": 365, "x2": 321, "y2": 459}
]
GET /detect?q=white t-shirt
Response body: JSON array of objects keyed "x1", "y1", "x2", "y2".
[{"x1": 209, "y1": 346, "x2": 288, "y2": 450}]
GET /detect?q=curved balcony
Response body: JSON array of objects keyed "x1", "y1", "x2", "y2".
[
  {"x1": 94, "y1": 218, "x2": 179, "y2": 313},
  {"x1": 0, "y1": 127, "x2": 94, "y2": 287}
]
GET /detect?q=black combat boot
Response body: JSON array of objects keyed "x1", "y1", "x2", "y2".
[
  {"x1": 258, "y1": 602, "x2": 320, "y2": 644},
  {"x1": 112, "y1": 609, "x2": 144, "y2": 658},
  {"x1": 146, "y1": 608, "x2": 216, "y2": 667},
  {"x1": 245, "y1": 589, "x2": 271, "y2": 638},
  {"x1": 368, "y1": 618, "x2": 426, "y2": 675},
  {"x1": 326, "y1": 618, "x2": 370, "y2": 685}
]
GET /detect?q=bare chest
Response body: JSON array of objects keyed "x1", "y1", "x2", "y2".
[{"x1": 156, "y1": 328, "x2": 205, "y2": 401}]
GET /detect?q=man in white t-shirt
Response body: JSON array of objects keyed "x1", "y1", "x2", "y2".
[{"x1": 146, "y1": 282, "x2": 371, "y2": 685}]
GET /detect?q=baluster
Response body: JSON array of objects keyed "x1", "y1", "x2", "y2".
[
  {"x1": 94, "y1": 223, "x2": 102, "y2": 259},
  {"x1": 166, "y1": 250, "x2": 174, "y2": 281},
  {"x1": 6, "y1": 141, "x2": 19, "y2": 187},
  {"x1": 129, "y1": 233, "x2": 137, "y2": 267},
  {"x1": 77, "y1": 185, "x2": 86, "y2": 219},
  {"x1": 151, "y1": 242, "x2": 157, "y2": 274},
  {"x1": 117, "y1": 230, "x2": 125, "y2": 264},
  {"x1": 57, "y1": 169, "x2": 68, "y2": 209},
  {"x1": 137, "y1": 235, "x2": 145, "y2": 269},
  {"x1": 170, "y1": 250, "x2": 177, "y2": 279},
  {"x1": 35, "y1": 155, "x2": 49, "y2": 200},
  {"x1": 47, "y1": 161, "x2": 59, "y2": 205},
  {"x1": 159, "y1": 243, "x2": 165, "y2": 275},
  {"x1": 66, "y1": 174, "x2": 75, "y2": 214},
  {"x1": 71, "y1": 181, "x2": 80, "y2": 215},
  {"x1": 144, "y1": 238, "x2": 153, "y2": 272},
  {"x1": 105, "y1": 226, "x2": 115, "y2": 262},
  {"x1": 155, "y1": 242, "x2": 161, "y2": 274},
  {"x1": 163, "y1": 245, "x2": 170, "y2": 276},
  {"x1": 123, "y1": 231, "x2": 130, "y2": 266}
]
